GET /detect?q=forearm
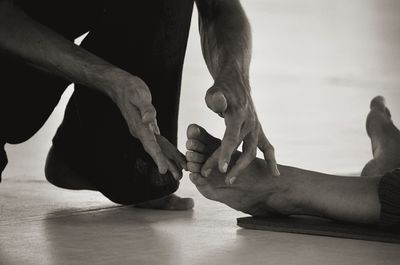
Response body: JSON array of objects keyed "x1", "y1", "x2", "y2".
[
  {"x1": 271, "y1": 165, "x2": 381, "y2": 224},
  {"x1": 197, "y1": 0, "x2": 251, "y2": 88},
  {"x1": 0, "y1": 1, "x2": 131, "y2": 102}
]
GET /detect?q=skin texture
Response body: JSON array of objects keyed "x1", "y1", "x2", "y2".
[
  {"x1": 196, "y1": 0, "x2": 279, "y2": 184},
  {"x1": 0, "y1": 0, "x2": 178, "y2": 176},
  {"x1": 0, "y1": 1, "x2": 190, "y2": 209},
  {"x1": 0, "y1": 0, "x2": 277, "y2": 186},
  {"x1": 186, "y1": 96, "x2": 400, "y2": 225}
]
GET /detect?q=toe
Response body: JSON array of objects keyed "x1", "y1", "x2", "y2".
[
  {"x1": 187, "y1": 162, "x2": 202, "y2": 173},
  {"x1": 366, "y1": 96, "x2": 394, "y2": 137},
  {"x1": 186, "y1": 139, "x2": 207, "y2": 153},
  {"x1": 370, "y1": 96, "x2": 386, "y2": 111},
  {"x1": 187, "y1": 124, "x2": 202, "y2": 139},
  {"x1": 186, "y1": 151, "x2": 206, "y2": 163},
  {"x1": 189, "y1": 173, "x2": 208, "y2": 186},
  {"x1": 370, "y1": 96, "x2": 392, "y2": 118},
  {"x1": 187, "y1": 124, "x2": 220, "y2": 146}
]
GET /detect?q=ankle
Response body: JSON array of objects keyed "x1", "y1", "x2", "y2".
[
  {"x1": 259, "y1": 169, "x2": 315, "y2": 216},
  {"x1": 259, "y1": 173, "x2": 300, "y2": 216}
]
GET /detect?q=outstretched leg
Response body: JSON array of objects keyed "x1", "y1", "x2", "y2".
[{"x1": 186, "y1": 96, "x2": 400, "y2": 224}]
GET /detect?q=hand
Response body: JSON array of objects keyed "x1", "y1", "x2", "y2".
[
  {"x1": 156, "y1": 135, "x2": 188, "y2": 181},
  {"x1": 112, "y1": 74, "x2": 184, "y2": 177},
  {"x1": 201, "y1": 83, "x2": 279, "y2": 184}
]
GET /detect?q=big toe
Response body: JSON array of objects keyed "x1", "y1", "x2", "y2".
[
  {"x1": 370, "y1": 96, "x2": 391, "y2": 118},
  {"x1": 367, "y1": 96, "x2": 393, "y2": 136},
  {"x1": 370, "y1": 96, "x2": 386, "y2": 111},
  {"x1": 186, "y1": 124, "x2": 220, "y2": 145}
]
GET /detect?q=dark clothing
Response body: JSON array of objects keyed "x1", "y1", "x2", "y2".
[
  {"x1": 0, "y1": 0, "x2": 194, "y2": 204},
  {"x1": 379, "y1": 169, "x2": 400, "y2": 230}
]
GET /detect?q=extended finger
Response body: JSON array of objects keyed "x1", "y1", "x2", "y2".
[
  {"x1": 174, "y1": 151, "x2": 188, "y2": 171},
  {"x1": 201, "y1": 147, "x2": 221, "y2": 177},
  {"x1": 167, "y1": 143, "x2": 187, "y2": 171},
  {"x1": 138, "y1": 128, "x2": 169, "y2": 174},
  {"x1": 258, "y1": 130, "x2": 280, "y2": 176},
  {"x1": 149, "y1": 119, "x2": 161, "y2": 135},
  {"x1": 128, "y1": 79, "x2": 157, "y2": 124},
  {"x1": 219, "y1": 115, "x2": 243, "y2": 173},
  {"x1": 167, "y1": 159, "x2": 182, "y2": 181},
  {"x1": 155, "y1": 135, "x2": 187, "y2": 171},
  {"x1": 225, "y1": 131, "x2": 258, "y2": 184}
]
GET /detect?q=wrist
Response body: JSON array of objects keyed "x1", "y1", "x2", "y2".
[
  {"x1": 214, "y1": 66, "x2": 250, "y2": 93},
  {"x1": 99, "y1": 68, "x2": 141, "y2": 104}
]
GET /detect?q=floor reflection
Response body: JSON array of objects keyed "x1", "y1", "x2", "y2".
[{"x1": 43, "y1": 207, "x2": 194, "y2": 265}]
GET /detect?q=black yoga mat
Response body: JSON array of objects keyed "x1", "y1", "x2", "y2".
[{"x1": 237, "y1": 216, "x2": 400, "y2": 244}]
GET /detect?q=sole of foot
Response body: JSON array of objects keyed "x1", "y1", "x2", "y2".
[{"x1": 135, "y1": 194, "x2": 194, "y2": 211}]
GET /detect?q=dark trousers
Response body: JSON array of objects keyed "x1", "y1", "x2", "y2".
[{"x1": 0, "y1": 0, "x2": 194, "y2": 204}]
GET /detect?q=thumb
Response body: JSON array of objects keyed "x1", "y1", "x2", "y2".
[
  {"x1": 205, "y1": 87, "x2": 228, "y2": 116},
  {"x1": 140, "y1": 104, "x2": 157, "y2": 124}
]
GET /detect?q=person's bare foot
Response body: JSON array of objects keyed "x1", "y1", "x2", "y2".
[
  {"x1": 361, "y1": 96, "x2": 400, "y2": 176},
  {"x1": 135, "y1": 194, "x2": 194, "y2": 211},
  {"x1": 185, "y1": 124, "x2": 292, "y2": 216},
  {"x1": 46, "y1": 145, "x2": 194, "y2": 210}
]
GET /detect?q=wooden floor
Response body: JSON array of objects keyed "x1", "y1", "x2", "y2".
[{"x1": 1, "y1": 0, "x2": 400, "y2": 264}]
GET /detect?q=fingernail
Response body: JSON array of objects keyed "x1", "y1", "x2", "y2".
[
  {"x1": 142, "y1": 111, "x2": 154, "y2": 123},
  {"x1": 204, "y1": 169, "x2": 212, "y2": 177},
  {"x1": 154, "y1": 124, "x2": 160, "y2": 135},
  {"x1": 149, "y1": 123, "x2": 160, "y2": 135},
  {"x1": 177, "y1": 171, "x2": 183, "y2": 180},
  {"x1": 222, "y1": 162, "x2": 228, "y2": 173},
  {"x1": 172, "y1": 171, "x2": 180, "y2": 181},
  {"x1": 274, "y1": 165, "x2": 280, "y2": 176},
  {"x1": 228, "y1": 177, "x2": 236, "y2": 185},
  {"x1": 195, "y1": 127, "x2": 201, "y2": 136}
]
